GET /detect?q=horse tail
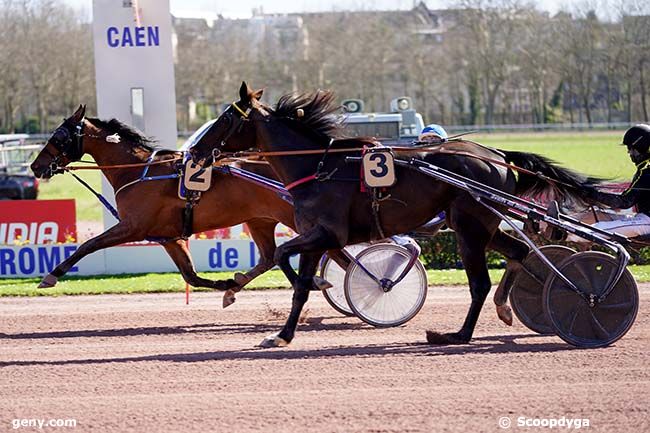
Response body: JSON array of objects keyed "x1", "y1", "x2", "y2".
[{"x1": 500, "y1": 149, "x2": 605, "y2": 207}]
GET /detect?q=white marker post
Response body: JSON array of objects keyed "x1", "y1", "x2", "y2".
[{"x1": 91, "y1": 0, "x2": 177, "y2": 229}]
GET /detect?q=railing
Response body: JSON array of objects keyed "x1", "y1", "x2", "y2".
[
  {"x1": 0, "y1": 137, "x2": 45, "y2": 174},
  {"x1": 445, "y1": 122, "x2": 634, "y2": 133}
]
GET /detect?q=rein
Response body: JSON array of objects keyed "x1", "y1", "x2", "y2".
[
  {"x1": 225, "y1": 141, "x2": 575, "y2": 191},
  {"x1": 61, "y1": 155, "x2": 183, "y2": 171}
]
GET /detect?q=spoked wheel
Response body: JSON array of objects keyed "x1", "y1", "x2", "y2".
[
  {"x1": 319, "y1": 244, "x2": 367, "y2": 317},
  {"x1": 509, "y1": 245, "x2": 576, "y2": 334},
  {"x1": 543, "y1": 251, "x2": 639, "y2": 348},
  {"x1": 344, "y1": 244, "x2": 427, "y2": 327}
]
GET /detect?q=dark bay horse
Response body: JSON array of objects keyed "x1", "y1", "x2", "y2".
[
  {"x1": 30, "y1": 105, "x2": 299, "y2": 302},
  {"x1": 189, "y1": 82, "x2": 606, "y2": 347}
]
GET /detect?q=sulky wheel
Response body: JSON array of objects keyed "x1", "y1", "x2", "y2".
[
  {"x1": 543, "y1": 251, "x2": 639, "y2": 348},
  {"x1": 319, "y1": 244, "x2": 367, "y2": 317},
  {"x1": 344, "y1": 244, "x2": 427, "y2": 328},
  {"x1": 509, "y1": 245, "x2": 576, "y2": 334}
]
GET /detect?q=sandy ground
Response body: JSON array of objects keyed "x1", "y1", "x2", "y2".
[{"x1": 0, "y1": 285, "x2": 648, "y2": 433}]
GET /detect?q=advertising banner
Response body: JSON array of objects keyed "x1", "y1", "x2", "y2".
[
  {"x1": 0, "y1": 239, "x2": 297, "y2": 278},
  {"x1": 0, "y1": 200, "x2": 76, "y2": 245}
]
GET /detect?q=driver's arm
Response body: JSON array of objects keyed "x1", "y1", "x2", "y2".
[{"x1": 587, "y1": 167, "x2": 650, "y2": 209}]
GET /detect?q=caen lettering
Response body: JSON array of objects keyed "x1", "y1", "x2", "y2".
[{"x1": 107, "y1": 26, "x2": 160, "y2": 48}]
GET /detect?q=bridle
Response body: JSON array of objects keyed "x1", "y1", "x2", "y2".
[
  {"x1": 42, "y1": 118, "x2": 85, "y2": 177},
  {"x1": 210, "y1": 101, "x2": 252, "y2": 161}
]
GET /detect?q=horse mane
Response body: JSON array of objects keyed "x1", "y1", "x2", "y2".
[
  {"x1": 273, "y1": 90, "x2": 345, "y2": 140},
  {"x1": 87, "y1": 117, "x2": 159, "y2": 151},
  {"x1": 271, "y1": 90, "x2": 384, "y2": 150}
]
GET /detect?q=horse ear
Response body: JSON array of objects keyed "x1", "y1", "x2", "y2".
[
  {"x1": 239, "y1": 81, "x2": 250, "y2": 102},
  {"x1": 71, "y1": 104, "x2": 86, "y2": 122},
  {"x1": 252, "y1": 88, "x2": 264, "y2": 101}
]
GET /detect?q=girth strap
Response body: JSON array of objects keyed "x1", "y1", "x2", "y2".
[{"x1": 372, "y1": 189, "x2": 387, "y2": 240}]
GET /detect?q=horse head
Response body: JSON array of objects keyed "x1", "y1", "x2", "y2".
[
  {"x1": 189, "y1": 81, "x2": 264, "y2": 167},
  {"x1": 31, "y1": 104, "x2": 86, "y2": 179}
]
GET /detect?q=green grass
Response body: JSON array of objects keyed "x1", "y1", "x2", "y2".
[
  {"x1": 475, "y1": 130, "x2": 632, "y2": 180},
  {"x1": 2, "y1": 266, "x2": 649, "y2": 297},
  {"x1": 37, "y1": 168, "x2": 103, "y2": 221}
]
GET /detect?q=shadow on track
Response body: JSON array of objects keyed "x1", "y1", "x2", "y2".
[
  {"x1": 0, "y1": 318, "x2": 365, "y2": 340},
  {"x1": 0, "y1": 333, "x2": 583, "y2": 368}
]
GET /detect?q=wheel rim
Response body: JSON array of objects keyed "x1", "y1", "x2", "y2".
[
  {"x1": 543, "y1": 251, "x2": 639, "y2": 348},
  {"x1": 345, "y1": 244, "x2": 427, "y2": 327},
  {"x1": 320, "y1": 244, "x2": 368, "y2": 317},
  {"x1": 510, "y1": 245, "x2": 576, "y2": 334},
  {"x1": 321, "y1": 257, "x2": 354, "y2": 316}
]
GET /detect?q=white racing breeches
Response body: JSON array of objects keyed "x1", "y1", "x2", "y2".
[{"x1": 568, "y1": 213, "x2": 650, "y2": 241}]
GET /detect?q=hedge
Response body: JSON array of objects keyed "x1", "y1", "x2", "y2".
[{"x1": 413, "y1": 231, "x2": 650, "y2": 269}]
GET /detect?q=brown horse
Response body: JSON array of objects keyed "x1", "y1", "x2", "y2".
[{"x1": 30, "y1": 105, "x2": 300, "y2": 301}]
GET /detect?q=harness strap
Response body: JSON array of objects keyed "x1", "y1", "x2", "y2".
[
  {"x1": 114, "y1": 177, "x2": 143, "y2": 197},
  {"x1": 590, "y1": 205, "x2": 601, "y2": 223},
  {"x1": 68, "y1": 171, "x2": 121, "y2": 222},
  {"x1": 285, "y1": 174, "x2": 317, "y2": 191},
  {"x1": 182, "y1": 199, "x2": 196, "y2": 239},
  {"x1": 371, "y1": 190, "x2": 387, "y2": 240},
  {"x1": 232, "y1": 101, "x2": 251, "y2": 118}
]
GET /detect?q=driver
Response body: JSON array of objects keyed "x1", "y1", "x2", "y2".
[
  {"x1": 417, "y1": 123, "x2": 448, "y2": 144},
  {"x1": 576, "y1": 124, "x2": 650, "y2": 240}
]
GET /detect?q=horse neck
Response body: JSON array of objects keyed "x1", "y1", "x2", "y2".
[
  {"x1": 257, "y1": 119, "x2": 325, "y2": 185},
  {"x1": 83, "y1": 124, "x2": 151, "y2": 187}
]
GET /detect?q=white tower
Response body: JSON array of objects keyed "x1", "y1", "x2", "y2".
[{"x1": 92, "y1": 0, "x2": 177, "y2": 228}]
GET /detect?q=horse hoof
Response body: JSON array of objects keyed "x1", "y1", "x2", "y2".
[
  {"x1": 38, "y1": 274, "x2": 58, "y2": 288},
  {"x1": 496, "y1": 304, "x2": 513, "y2": 326},
  {"x1": 222, "y1": 289, "x2": 237, "y2": 308},
  {"x1": 426, "y1": 330, "x2": 470, "y2": 345},
  {"x1": 233, "y1": 272, "x2": 250, "y2": 287},
  {"x1": 258, "y1": 333, "x2": 289, "y2": 348},
  {"x1": 313, "y1": 276, "x2": 332, "y2": 291}
]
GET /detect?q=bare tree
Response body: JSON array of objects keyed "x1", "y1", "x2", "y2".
[{"x1": 0, "y1": 0, "x2": 25, "y2": 132}]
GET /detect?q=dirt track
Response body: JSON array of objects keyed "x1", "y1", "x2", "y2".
[{"x1": 1, "y1": 285, "x2": 648, "y2": 433}]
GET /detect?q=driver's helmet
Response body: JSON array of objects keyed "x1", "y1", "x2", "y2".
[
  {"x1": 622, "y1": 124, "x2": 650, "y2": 154},
  {"x1": 418, "y1": 124, "x2": 448, "y2": 143}
]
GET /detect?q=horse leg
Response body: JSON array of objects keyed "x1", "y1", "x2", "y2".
[
  {"x1": 261, "y1": 225, "x2": 337, "y2": 347},
  {"x1": 38, "y1": 222, "x2": 140, "y2": 288},
  {"x1": 161, "y1": 239, "x2": 239, "y2": 292},
  {"x1": 232, "y1": 219, "x2": 278, "y2": 288},
  {"x1": 427, "y1": 223, "x2": 492, "y2": 345},
  {"x1": 488, "y1": 230, "x2": 530, "y2": 326},
  {"x1": 325, "y1": 248, "x2": 351, "y2": 269},
  {"x1": 260, "y1": 251, "x2": 323, "y2": 348},
  {"x1": 243, "y1": 219, "x2": 336, "y2": 291}
]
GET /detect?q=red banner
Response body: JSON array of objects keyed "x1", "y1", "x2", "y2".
[{"x1": 0, "y1": 200, "x2": 76, "y2": 244}]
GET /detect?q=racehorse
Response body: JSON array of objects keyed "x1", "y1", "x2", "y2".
[
  {"x1": 30, "y1": 105, "x2": 303, "y2": 301},
  {"x1": 189, "y1": 82, "x2": 608, "y2": 347}
]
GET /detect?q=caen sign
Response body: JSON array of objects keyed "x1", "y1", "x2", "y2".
[
  {"x1": 0, "y1": 200, "x2": 76, "y2": 244},
  {"x1": 106, "y1": 26, "x2": 160, "y2": 47}
]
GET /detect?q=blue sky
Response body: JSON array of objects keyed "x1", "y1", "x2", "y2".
[{"x1": 65, "y1": 0, "x2": 566, "y2": 20}]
